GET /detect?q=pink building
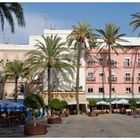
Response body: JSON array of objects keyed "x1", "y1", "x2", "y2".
[{"x1": 85, "y1": 37, "x2": 140, "y2": 102}]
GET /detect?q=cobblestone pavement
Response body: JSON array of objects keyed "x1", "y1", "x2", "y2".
[
  {"x1": 45, "y1": 114, "x2": 140, "y2": 138},
  {"x1": 0, "y1": 125, "x2": 24, "y2": 137},
  {"x1": 1, "y1": 114, "x2": 140, "y2": 137}
]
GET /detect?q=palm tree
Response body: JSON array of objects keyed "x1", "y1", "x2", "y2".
[
  {"x1": 130, "y1": 12, "x2": 140, "y2": 36},
  {"x1": 4, "y1": 60, "x2": 25, "y2": 101},
  {"x1": 130, "y1": 12, "x2": 140, "y2": 98},
  {"x1": 96, "y1": 23, "x2": 126, "y2": 113},
  {"x1": 0, "y1": 2, "x2": 25, "y2": 33},
  {"x1": 67, "y1": 21, "x2": 95, "y2": 114},
  {"x1": 26, "y1": 35, "x2": 75, "y2": 106},
  {"x1": 23, "y1": 62, "x2": 45, "y2": 96}
]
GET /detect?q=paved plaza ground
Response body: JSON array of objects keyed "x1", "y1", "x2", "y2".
[{"x1": 0, "y1": 114, "x2": 140, "y2": 137}]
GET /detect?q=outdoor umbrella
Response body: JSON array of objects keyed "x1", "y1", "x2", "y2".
[
  {"x1": 111, "y1": 100, "x2": 120, "y2": 104},
  {"x1": 136, "y1": 101, "x2": 140, "y2": 104},
  {"x1": 117, "y1": 99, "x2": 129, "y2": 105},
  {"x1": 97, "y1": 101, "x2": 109, "y2": 105},
  {"x1": 97, "y1": 101, "x2": 109, "y2": 110}
]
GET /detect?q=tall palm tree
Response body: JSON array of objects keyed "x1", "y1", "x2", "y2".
[
  {"x1": 0, "y1": 2, "x2": 25, "y2": 33},
  {"x1": 96, "y1": 23, "x2": 126, "y2": 113},
  {"x1": 130, "y1": 12, "x2": 140, "y2": 98},
  {"x1": 26, "y1": 35, "x2": 75, "y2": 105},
  {"x1": 130, "y1": 12, "x2": 140, "y2": 36},
  {"x1": 4, "y1": 60, "x2": 25, "y2": 101},
  {"x1": 67, "y1": 21, "x2": 95, "y2": 114}
]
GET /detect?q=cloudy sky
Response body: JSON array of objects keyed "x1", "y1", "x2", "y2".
[{"x1": 1, "y1": 2, "x2": 140, "y2": 44}]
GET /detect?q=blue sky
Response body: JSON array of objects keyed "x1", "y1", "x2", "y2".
[{"x1": 1, "y1": 2, "x2": 140, "y2": 44}]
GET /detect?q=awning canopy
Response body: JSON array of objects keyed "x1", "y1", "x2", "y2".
[
  {"x1": 97, "y1": 101, "x2": 109, "y2": 105},
  {"x1": 136, "y1": 101, "x2": 140, "y2": 104},
  {"x1": 0, "y1": 100, "x2": 24, "y2": 112},
  {"x1": 117, "y1": 99, "x2": 129, "y2": 105},
  {"x1": 111, "y1": 100, "x2": 120, "y2": 104}
]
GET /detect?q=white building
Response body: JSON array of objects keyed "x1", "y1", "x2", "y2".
[{"x1": 0, "y1": 29, "x2": 86, "y2": 101}]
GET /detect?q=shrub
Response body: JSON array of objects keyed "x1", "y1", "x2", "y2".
[
  {"x1": 88, "y1": 99, "x2": 97, "y2": 107},
  {"x1": 48, "y1": 98, "x2": 62, "y2": 111},
  {"x1": 129, "y1": 98, "x2": 137, "y2": 111},
  {"x1": 61, "y1": 100, "x2": 68, "y2": 109},
  {"x1": 24, "y1": 93, "x2": 45, "y2": 110},
  {"x1": 88, "y1": 99, "x2": 97, "y2": 113}
]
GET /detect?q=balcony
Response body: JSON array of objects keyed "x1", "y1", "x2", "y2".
[
  {"x1": 137, "y1": 62, "x2": 140, "y2": 68},
  {"x1": 137, "y1": 77, "x2": 140, "y2": 83},
  {"x1": 86, "y1": 76, "x2": 95, "y2": 81},
  {"x1": 86, "y1": 76, "x2": 96, "y2": 83},
  {"x1": 87, "y1": 61, "x2": 95, "y2": 68},
  {"x1": 124, "y1": 62, "x2": 132, "y2": 68},
  {"x1": 108, "y1": 77, "x2": 117, "y2": 82},
  {"x1": 99, "y1": 61, "x2": 104, "y2": 65},
  {"x1": 124, "y1": 77, "x2": 133, "y2": 83},
  {"x1": 110, "y1": 61, "x2": 117, "y2": 67}
]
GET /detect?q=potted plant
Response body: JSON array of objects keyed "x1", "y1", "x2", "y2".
[
  {"x1": 88, "y1": 99, "x2": 98, "y2": 117},
  {"x1": 47, "y1": 98, "x2": 62, "y2": 124},
  {"x1": 60, "y1": 100, "x2": 69, "y2": 117},
  {"x1": 128, "y1": 98, "x2": 137, "y2": 116},
  {"x1": 24, "y1": 93, "x2": 47, "y2": 135}
]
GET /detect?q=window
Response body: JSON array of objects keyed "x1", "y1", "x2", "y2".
[
  {"x1": 99, "y1": 57, "x2": 103, "y2": 64},
  {"x1": 99, "y1": 87, "x2": 104, "y2": 93},
  {"x1": 138, "y1": 73, "x2": 140, "y2": 82},
  {"x1": 87, "y1": 72, "x2": 95, "y2": 81},
  {"x1": 87, "y1": 61, "x2": 94, "y2": 67},
  {"x1": 126, "y1": 87, "x2": 131, "y2": 93},
  {"x1": 125, "y1": 73, "x2": 132, "y2": 82},
  {"x1": 87, "y1": 56, "x2": 94, "y2": 67},
  {"x1": 74, "y1": 86, "x2": 83, "y2": 91},
  {"x1": 99, "y1": 72, "x2": 104, "y2": 77},
  {"x1": 124, "y1": 58, "x2": 132, "y2": 67},
  {"x1": 88, "y1": 72, "x2": 93, "y2": 77},
  {"x1": 126, "y1": 73, "x2": 130, "y2": 77},
  {"x1": 138, "y1": 87, "x2": 140, "y2": 93},
  {"x1": 137, "y1": 57, "x2": 140, "y2": 67},
  {"x1": 112, "y1": 88, "x2": 115, "y2": 92},
  {"x1": 110, "y1": 59, "x2": 116, "y2": 67},
  {"x1": 20, "y1": 84, "x2": 25, "y2": 93},
  {"x1": 108, "y1": 74, "x2": 117, "y2": 82},
  {"x1": 88, "y1": 88, "x2": 93, "y2": 93}
]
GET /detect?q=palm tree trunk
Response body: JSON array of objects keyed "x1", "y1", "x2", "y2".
[
  {"x1": 15, "y1": 77, "x2": 18, "y2": 102},
  {"x1": 108, "y1": 45, "x2": 112, "y2": 114},
  {"x1": 131, "y1": 50, "x2": 137, "y2": 99},
  {"x1": 2, "y1": 76, "x2": 6, "y2": 99},
  {"x1": 76, "y1": 43, "x2": 81, "y2": 115},
  {"x1": 48, "y1": 66, "x2": 51, "y2": 104}
]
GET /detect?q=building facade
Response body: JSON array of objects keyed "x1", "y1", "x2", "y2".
[
  {"x1": 0, "y1": 29, "x2": 140, "y2": 105},
  {"x1": 85, "y1": 45, "x2": 140, "y2": 101}
]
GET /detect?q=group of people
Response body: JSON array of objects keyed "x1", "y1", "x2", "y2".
[{"x1": 0, "y1": 111, "x2": 26, "y2": 127}]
